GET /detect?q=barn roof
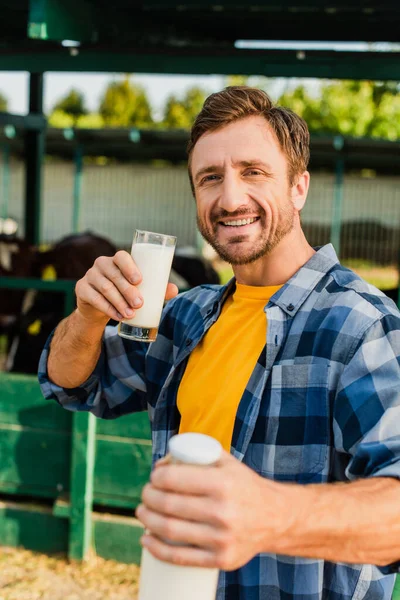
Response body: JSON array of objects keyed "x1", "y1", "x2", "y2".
[{"x1": 0, "y1": 1, "x2": 399, "y2": 79}]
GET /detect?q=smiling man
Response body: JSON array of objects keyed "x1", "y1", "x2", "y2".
[{"x1": 39, "y1": 87, "x2": 400, "y2": 600}]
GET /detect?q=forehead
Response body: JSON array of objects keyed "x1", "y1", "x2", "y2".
[{"x1": 191, "y1": 115, "x2": 287, "y2": 174}]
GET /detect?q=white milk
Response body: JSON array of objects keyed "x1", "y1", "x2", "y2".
[
  {"x1": 123, "y1": 243, "x2": 175, "y2": 328},
  {"x1": 138, "y1": 550, "x2": 219, "y2": 600},
  {"x1": 138, "y1": 434, "x2": 222, "y2": 600}
]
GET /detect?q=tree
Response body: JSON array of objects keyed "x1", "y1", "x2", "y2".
[
  {"x1": 49, "y1": 110, "x2": 104, "y2": 129},
  {"x1": 226, "y1": 75, "x2": 249, "y2": 87},
  {"x1": 52, "y1": 89, "x2": 88, "y2": 125},
  {"x1": 162, "y1": 87, "x2": 207, "y2": 129},
  {"x1": 278, "y1": 80, "x2": 400, "y2": 140},
  {"x1": 0, "y1": 92, "x2": 8, "y2": 112},
  {"x1": 99, "y1": 76, "x2": 153, "y2": 127}
]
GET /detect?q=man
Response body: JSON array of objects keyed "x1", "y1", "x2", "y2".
[{"x1": 39, "y1": 87, "x2": 400, "y2": 600}]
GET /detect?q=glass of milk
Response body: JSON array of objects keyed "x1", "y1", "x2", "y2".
[{"x1": 118, "y1": 229, "x2": 177, "y2": 342}]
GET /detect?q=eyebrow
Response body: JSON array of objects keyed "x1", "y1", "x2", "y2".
[{"x1": 194, "y1": 160, "x2": 273, "y2": 184}]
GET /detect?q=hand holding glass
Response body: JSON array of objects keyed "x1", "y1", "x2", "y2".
[{"x1": 118, "y1": 230, "x2": 177, "y2": 342}]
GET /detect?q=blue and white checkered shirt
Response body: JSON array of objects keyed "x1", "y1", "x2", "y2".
[{"x1": 39, "y1": 244, "x2": 400, "y2": 600}]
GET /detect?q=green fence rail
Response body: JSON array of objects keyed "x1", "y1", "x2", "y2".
[{"x1": 0, "y1": 277, "x2": 150, "y2": 562}]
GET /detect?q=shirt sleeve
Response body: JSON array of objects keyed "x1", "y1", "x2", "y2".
[
  {"x1": 38, "y1": 323, "x2": 148, "y2": 419},
  {"x1": 333, "y1": 311, "x2": 400, "y2": 573}
]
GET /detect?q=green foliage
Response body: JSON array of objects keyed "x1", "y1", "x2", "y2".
[
  {"x1": 162, "y1": 87, "x2": 207, "y2": 129},
  {"x1": 0, "y1": 92, "x2": 8, "y2": 112},
  {"x1": 52, "y1": 89, "x2": 88, "y2": 125},
  {"x1": 99, "y1": 76, "x2": 153, "y2": 127},
  {"x1": 48, "y1": 110, "x2": 104, "y2": 129},
  {"x1": 278, "y1": 80, "x2": 400, "y2": 140},
  {"x1": 226, "y1": 75, "x2": 249, "y2": 87}
]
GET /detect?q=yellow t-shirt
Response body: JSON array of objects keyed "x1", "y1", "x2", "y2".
[{"x1": 177, "y1": 283, "x2": 282, "y2": 451}]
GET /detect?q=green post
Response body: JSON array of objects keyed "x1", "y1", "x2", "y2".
[
  {"x1": 25, "y1": 72, "x2": 45, "y2": 245},
  {"x1": 72, "y1": 145, "x2": 83, "y2": 232},
  {"x1": 393, "y1": 577, "x2": 400, "y2": 600},
  {"x1": 1, "y1": 143, "x2": 10, "y2": 219},
  {"x1": 69, "y1": 411, "x2": 96, "y2": 560},
  {"x1": 330, "y1": 136, "x2": 345, "y2": 257}
]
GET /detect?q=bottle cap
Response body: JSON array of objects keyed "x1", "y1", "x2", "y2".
[{"x1": 168, "y1": 433, "x2": 222, "y2": 466}]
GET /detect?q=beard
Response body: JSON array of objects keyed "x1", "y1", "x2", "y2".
[{"x1": 197, "y1": 202, "x2": 295, "y2": 266}]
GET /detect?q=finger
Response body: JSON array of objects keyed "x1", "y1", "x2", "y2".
[
  {"x1": 113, "y1": 250, "x2": 142, "y2": 284},
  {"x1": 78, "y1": 283, "x2": 125, "y2": 321},
  {"x1": 141, "y1": 533, "x2": 217, "y2": 569},
  {"x1": 154, "y1": 455, "x2": 172, "y2": 467},
  {"x1": 136, "y1": 504, "x2": 219, "y2": 549},
  {"x1": 154, "y1": 449, "x2": 231, "y2": 470},
  {"x1": 150, "y1": 464, "x2": 221, "y2": 496},
  {"x1": 92, "y1": 258, "x2": 143, "y2": 309},
  {"x1": 150, "y1": 451, "x2": 236, "y2": 495},
  {"x1": 165, "y1": 283, "x2": 179, "y2": 301},
  {"x1": 88, "y1": 276, "x2": 138, "y2": 320},
  {"x1": 141, "y1": 485, "x2": 219, "y2": 525}
]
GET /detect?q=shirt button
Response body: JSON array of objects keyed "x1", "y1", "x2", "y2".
[
  {"x1": 287, "y1": 304, "x2": 295, "y2": 311},
  {"x1": 186, "y1": 338, "x2": 192, "y2": 346}
]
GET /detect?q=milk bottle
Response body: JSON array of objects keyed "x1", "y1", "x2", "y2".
[{"x1": 138, "y1": 433, "x2": 223, "y2": 600}]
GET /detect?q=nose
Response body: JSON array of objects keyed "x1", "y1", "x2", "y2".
[{"x1": 218, "y1": 173, "x2": 249, "y2": 213}]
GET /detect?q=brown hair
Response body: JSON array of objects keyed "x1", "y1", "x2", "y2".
[{"x1": 187, "y1": 86, "x2": 310, "y2": 193}]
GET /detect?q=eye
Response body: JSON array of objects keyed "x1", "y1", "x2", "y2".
[
  {"x1": 245, "y1": 169, "x2": 263, "y2": 176},
  {"x1": 201, "y1": 174, "x2": 220, "y2": 184}
]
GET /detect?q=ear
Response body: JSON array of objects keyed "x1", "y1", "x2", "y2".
[{"x1": 290, "y1": 171, "x2": 310, "y2": 211}]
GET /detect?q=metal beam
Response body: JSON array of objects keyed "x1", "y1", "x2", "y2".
[
  {"x1": 0, "y1": 113, "x2": 47, "y2": 131},
  {"x1": 24, "y1": 73, "x2": 45, "y2": 246},
  {"x1": 72, "y1": 145, "x2": 83, "y2": 233},
  {"x1": 1, "y1": 48, "x2": 400, "y2": 80},
  {"x1": 143, "y1": 1, "x2": 399, "y2": 7}
]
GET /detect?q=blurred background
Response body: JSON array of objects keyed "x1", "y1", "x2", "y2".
[
  {"x1": 0, "y1": 2, "x2": 399, "y2": 599},
  {"x1": 1, "y1": 73, "x2": 400, "y2": 289}
]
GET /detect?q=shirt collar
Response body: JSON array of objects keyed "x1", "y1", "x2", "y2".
[
  {"x1": 269, "y1": 244, "x2": 339, "y2": 315},
  {"x1": 206, "y1": 244, "x2": 340, "y2": 318}
]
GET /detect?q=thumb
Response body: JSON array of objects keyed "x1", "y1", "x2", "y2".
[
  {"x1": 217, "y1": 449, "x2": 237, "y2": 466},
  {"x1": 165, "y1": 283, "x2": 179, "y2": 300}
]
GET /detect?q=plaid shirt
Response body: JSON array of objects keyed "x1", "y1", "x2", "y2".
[{"x1": 39, "y1": 244, "x2": 400, "y2": 600}]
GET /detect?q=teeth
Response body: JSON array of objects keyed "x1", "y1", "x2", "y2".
[{"x1": 224, "y1": 217, "x2": 257, "y2": 227}]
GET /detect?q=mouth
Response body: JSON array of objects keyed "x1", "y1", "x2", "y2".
[{"x1": 218, "y1": 216, "x2": 261, "y2": 229}]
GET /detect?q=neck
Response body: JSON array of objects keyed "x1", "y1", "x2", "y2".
[{"x1": 232, "y1": 228, "x2": 315, "y2": 286}]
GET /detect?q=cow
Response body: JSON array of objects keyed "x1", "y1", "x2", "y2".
[
  {"x1": 172, "y1": 247, "x2": 220, "y2": 288},
  {"x1": 2, "y1": 233, "x2": 220, "y2": 374},
  {"x1": 0, "y1": 234, "x2": 38, "y2": 330},
  {"x1": 3, "y1": 232, "x2": 118, "y2": 373}
]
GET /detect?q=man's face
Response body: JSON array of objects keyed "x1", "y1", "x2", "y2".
[{"x1": 191, "y1": 115, "x2": 296, "y2": 266}]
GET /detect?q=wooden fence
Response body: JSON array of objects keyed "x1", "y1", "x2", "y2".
[{"x1": 0, "y1": 278, "x2": 151, "y2": 562}]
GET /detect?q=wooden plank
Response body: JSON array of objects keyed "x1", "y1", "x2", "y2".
[
  {"x1": 69, "y1": 411, "x2": 96, "y2": 561},
  {"x1": 393, "y1": 577, "x2": 400, "y2": 600},
  {"x1": 96, "y1": 411, "x2": 151, "y2": 439},
  {"x1": 0, "y1": 499, "x2": 68, "y2": 553},
  {"x1": 53, "y1": 494, "x2": 71, "y2": 519},
  {"x1": 0, "y1": 498, "x2": 143, "y2": 564},
  {"x1": 93, "y1": 512, "x2": 144, "y2": 565},
  {"x1": 0, "y1": 428, "x2": 70, "y2": 496},
  {"x1": 0, "y1": 430, "x2": 151, "y2": 508},
  {"x1": 0, "y1": 372, "x2": 151, "y2": 510},
  {"x1": 0, "y1": 373, "x2": 71, "y2": 430},
  {"x1": 94, "y1": 437, "x2": 151, "y2": 508}
]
